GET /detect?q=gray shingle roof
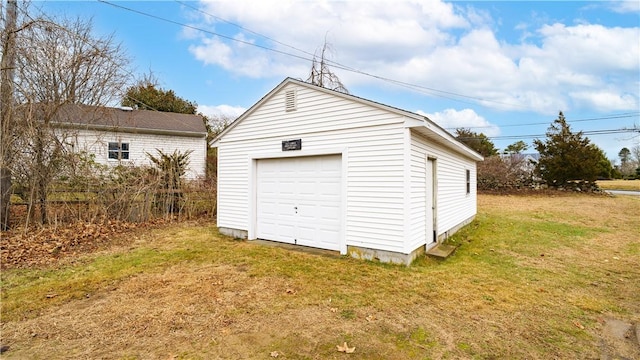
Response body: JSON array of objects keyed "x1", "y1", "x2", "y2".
[{"x1": 53, "y1": 103, "x2": 207, "y2": 136}]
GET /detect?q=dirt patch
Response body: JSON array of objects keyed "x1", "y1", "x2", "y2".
[
  {"x1": 599, "y1": 317, "x2": 640, "y2": 360},
  {"x1": 1, "y1": 263, "x2": 370, "y2": 359}
]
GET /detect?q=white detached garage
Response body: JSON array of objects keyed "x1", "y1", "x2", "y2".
[{"x1": 213, "y1": 78, "x2": 483, "y2": 264}]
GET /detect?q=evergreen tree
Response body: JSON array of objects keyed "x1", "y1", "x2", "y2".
[
  {"x1": 504, "y1": 140, "x2": 528, "y2": 154},
  {"x1": 455, "y1": 128, "x2": 498, "y2": 157},
  {"x1": 618, "y1": 147, "x2": 631, "y2": 165},
  {"x1": 617, "y1": 147, "x2": 636, "y2": 177},
  {"x1": 533, "y1": 111, "x2": 613, "y2": 187},
  {"x1": 122, "y1": 75, "x2": 197, "y2": 114}
]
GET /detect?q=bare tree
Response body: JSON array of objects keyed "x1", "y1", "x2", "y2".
[
  {"x1": 8, "y1": 11, "x2": 129, "y2": 226},
  {"x1": 1, "y1": 1, "x2": 18, "y2": 230},
  {"x1": 306, "y1": 40, "x2": 349, "y2": 94},
  {"x1": 1, "y1": 0, "x2": 27, "y2": 230},
  {"x1": 631, "y1": 145, "x2": 640, "y2": 165}
]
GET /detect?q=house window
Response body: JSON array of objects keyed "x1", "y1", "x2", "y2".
[
  {"x1": 108, "y1": 142, "x2": 129, "y2": 160},
  {"x1": 466, "y1": 169, "x2": 471, "y2": 194}
]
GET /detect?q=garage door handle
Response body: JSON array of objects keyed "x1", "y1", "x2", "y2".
[{"x1": 294, "y1": 206, "x2": 298, "y2": 214}]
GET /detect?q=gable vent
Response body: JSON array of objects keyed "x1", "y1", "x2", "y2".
[{"x1": 285, "y1": 89, "x2": 297, "y2": 112}]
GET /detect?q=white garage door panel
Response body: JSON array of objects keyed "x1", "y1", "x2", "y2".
[{"x1": 256, "y1": 155, "x2": 342, "y2": 251}]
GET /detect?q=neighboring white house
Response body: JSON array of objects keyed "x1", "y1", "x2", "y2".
[
  {"x1": 501, "y1": 152, "x2": 540, "y2": 174},
  {"x1": 213, "y1": 78, "x2": 483, "y2": 264},
  {"x1": 52, "y1": 104, "x2": 207, "y2": 179}
]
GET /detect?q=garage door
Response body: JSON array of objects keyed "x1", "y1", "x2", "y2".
[{"x1": 256, "y1": 155, "x2": 342, "y2": 251}]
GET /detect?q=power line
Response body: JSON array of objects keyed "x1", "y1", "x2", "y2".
[
  {"x1": 98, "y1": 0, "x2": 534, "y2": 110},
  {"x1": 172, "y1": 1, "x2": 489, "y2": 106},
  {"x1": 24, "y1": 1, "x2": 640, "y2": 146},
  {"x1": 97, "y1": 0, "x2": 314, "y2": 64},
  {"x1": 483, "y1": 127, "x2": 639, "y2": 141},
  {"x1": 445, "y1": 112, "x2": 640, "y2": 130},
  {"x1": 19, "y1": 2, "x2": 209, "y2": 130},
  {"x1": 174, "y1": 0, "x2": 317, "y2": 60}
]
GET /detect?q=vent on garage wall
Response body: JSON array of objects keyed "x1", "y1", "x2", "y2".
[{"x1": 285, "y1": 89, "x2": 297, "y2": 112}]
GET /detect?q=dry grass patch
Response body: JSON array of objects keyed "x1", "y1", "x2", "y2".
[
  {"x1": 1, "y1": 194, "x2": 639, "y2": 359},
  {"x1": 597, "y1": 179, "x2": 640, "y2": 191}
]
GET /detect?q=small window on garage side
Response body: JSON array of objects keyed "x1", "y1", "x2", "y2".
[
  {"x1": 466, "y1": 169, "x2": 471, "y2": 194},
  {"x1": 108, "y1": 141, "x2": 129, "y2": 160}
]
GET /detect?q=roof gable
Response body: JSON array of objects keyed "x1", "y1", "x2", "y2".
[{"x1": 214, "y1": 78, "x2": 483, "y2": 161}]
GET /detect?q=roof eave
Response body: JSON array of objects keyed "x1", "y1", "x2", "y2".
[
  {"x1": 405, "y1": 118, "x2": 484, "y2": 162},
  {"x1": 54, "y1": 121, "x2": 207, "y2": 138}
]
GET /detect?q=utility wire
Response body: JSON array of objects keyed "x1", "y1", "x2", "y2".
[
  {"x1": 99, "y1": 1, "x2": 640, "y2": 117},
  {"x1": 97, "y1": 0, "x2": 314, "y2": 64},
  {"x1": 98, "y1": 0, "x2": 535, "y2": 110},
  {"x1": 24, "y1": 1, "x2": 640, "y2": 141},
  {"x1": 481, "y1": 127, "x2": 639, "y2": 141},
  {"x1": 174, "y1": 0, "x2": 318, "y2": 60},
  {"x1": 445, "y1": 112, "x2": 640, "y2": 130},
  {"x1": 19, "y1": 2, "x2": 211, "y2": 130}
]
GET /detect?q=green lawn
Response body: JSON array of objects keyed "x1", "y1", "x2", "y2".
[{"x1": 1, "y1": 194, "x2": 639, "y2": 359}]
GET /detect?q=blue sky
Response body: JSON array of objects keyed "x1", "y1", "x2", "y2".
[{"x1": 33, "y1": 0, "x2": 640, "y2": 161}]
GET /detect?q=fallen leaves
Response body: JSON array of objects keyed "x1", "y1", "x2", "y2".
[
  {"x1": 0, "y1": 218, "x2": 167, "y2": 269},
  {"x1": 336, "y1": 342, "x2": 355, "y2": 353}
]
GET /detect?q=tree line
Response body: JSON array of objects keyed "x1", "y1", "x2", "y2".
[
  {"x1": 1, "y1": 2, "x2": 231, "y2": 230},
  {"x1": 456, "y1": 111, "x2": 639, "y2": 192}
]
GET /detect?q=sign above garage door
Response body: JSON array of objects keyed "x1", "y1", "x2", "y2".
[
  {"x1": 282, "y1": 139, "x2": 302, "y2": 151},
  {"x1": 256, "y1": 155, "x2": 342, "y2": 251}
]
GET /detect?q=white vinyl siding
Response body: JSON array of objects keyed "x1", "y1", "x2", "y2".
[
  {"x1": 410, "y1": 130, "x2": 477, "y2": 242},
  {"x1": 65, "y1": 128, "x2": 207, "y2": 179},
  {"x1": 216, "y1": 78, "x2": 480, "y2": 259},
  {"x1": 409, "y1": 142, "x2": 429, "y2": 252},
  {"x1": 216, "y1": 83, "x2": 407, "y2": 253},
  {"x1": 346, "y1": 128, "x2": 405, "y2": 252}
]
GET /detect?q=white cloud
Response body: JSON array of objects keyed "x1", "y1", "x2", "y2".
[
  {"x1": 534, "y1": 23, "x2": 639, "y2": 72},
  {"x1": 418, "y1": 108, "x2": 500, "y2": 137},
  {"x1": 189, "y1": 35, "x2": 275, "y2": 78},
  {"x1": 189, "y1": 37, "x2": 233, "y2": 68},
  {"x1": 198, "y1": 104, "x2": 246, "y2": 119},
  {"x1": 190, "y1": 0, "x2": 468, "y2": 79},
  {"x1": 186, "y1": 0, "x2": 639, "y2": 114},
  {"x1": 569, "y1": 91, "x2": 638, "y2": 112},
  {"x1": 606, "y1": 0, "x2": 640, "y2": 14}
]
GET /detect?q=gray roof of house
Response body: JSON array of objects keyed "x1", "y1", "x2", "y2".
[{"x1": 52, "y1": 103, "x2": 207, "y2": 136}]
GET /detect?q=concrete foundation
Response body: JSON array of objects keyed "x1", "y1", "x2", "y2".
[
  {"x1": 347, "y1": 244, "x2": 425, "y2": 266},
  {"x1": 437, "y1": 215, "x2": 475, "y2": 242},
  {"x1": 218, "y1": 215, "x2": 475, "y2": 265},
  {"x1": 218, "y1": 227, "x2": 248, "y2": 239}
]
